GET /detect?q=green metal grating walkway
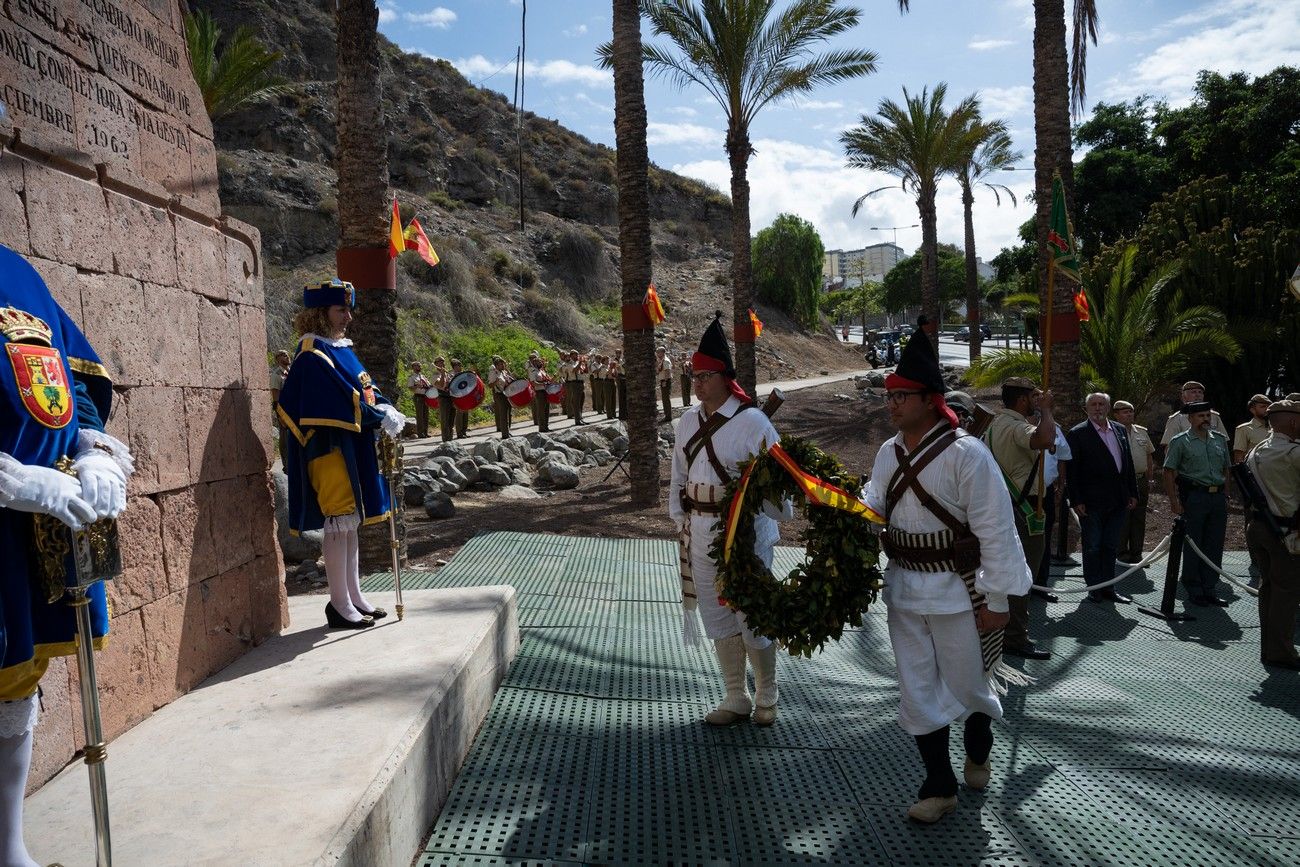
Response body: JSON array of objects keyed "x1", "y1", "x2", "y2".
[{"x1": 363, "y1": 533, "x2": 1300, "y2": 866}]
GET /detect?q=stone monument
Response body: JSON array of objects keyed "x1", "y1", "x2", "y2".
[{"x1": 1, "y1": 0, "x2": 285, "y2": 792}]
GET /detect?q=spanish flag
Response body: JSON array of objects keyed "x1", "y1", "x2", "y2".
[
  {"x1": 768, "y1": 444, "x2": 884, "y2": 524},
  {"x1": 403, "y1": 218, "x2": 440, "y2": 268},
  {"x1": 388, "y1": 197, "x2": 405, "y2": 259},
  {"x1": 643, "y1": 283, "x2": 666, "y2": 325},
  {"x1": 748, "y1": 308, "x2": 764, "y2": 339}
]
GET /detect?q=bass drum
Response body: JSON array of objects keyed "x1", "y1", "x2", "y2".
[
  {"x1": 545, "y1": 382, "x2": 565, "y2": 405},
  {"x1": 503, "y1": 378, "x2": 535, "y2": 408},
  {"x1": 448, "y1": 371, "x2": 485, "y2": 411},
  {"x1": 423, "y1": 386, "x2": 441, "y2": 407}
]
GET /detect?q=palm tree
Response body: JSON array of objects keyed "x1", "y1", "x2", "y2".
[
  {"x1": 184, "y1": 8, "x2": 290, "y2": 119},
  {"x1": 968, "y1": 244, "x2": 1241, "y2": 413},
  {"x1": 335, "y1": 0, "x2": 402, "y2": 568},
  {"x1": 955, "y1": 115, "x2": 1021, "y2": 361},
  {"x1": 841, "y1": 84, "x2": 978, "y2": 348},
  {"x1": 604, "y1": 0, "x2": 877, "y2": 396},
  {"x1": 611, "y1": 0, "x2": 660, "y2": 506}
]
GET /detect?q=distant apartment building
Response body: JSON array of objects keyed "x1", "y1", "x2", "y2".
[{"x1": 822, "y1": 243, "x2": 905, "y2": 289}]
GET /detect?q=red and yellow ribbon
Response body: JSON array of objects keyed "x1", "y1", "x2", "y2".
[{"x1": 722, "y1": 443, "x2": 884, "y2": 562}]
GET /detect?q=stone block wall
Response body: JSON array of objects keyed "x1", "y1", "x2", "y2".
[{"x1": 1, "y1": 0, "x2": 286, "y2": 792}]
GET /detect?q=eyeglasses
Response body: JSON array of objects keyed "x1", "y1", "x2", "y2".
[
  {"x1": 886, "y1": 390, "x2": 923, "y2": 404},
  {"x1": 690, "y1": 371, "x2": 719, "y2": 382}
]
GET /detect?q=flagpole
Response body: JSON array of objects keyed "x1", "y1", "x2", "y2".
[{"x1": 1036, "y1": 257, "x2": 1054, "y2": 520}]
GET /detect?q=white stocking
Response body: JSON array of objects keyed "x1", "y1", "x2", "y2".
[
  {"x1": 323, "y1": 514, "x2": 363, "y2": 622},
  {"x1": 343, "y1": 525, "x2": 375, "y2": 614},
  {"x1": 0, "y1": 697, "x2": 40, "y2": 867}
]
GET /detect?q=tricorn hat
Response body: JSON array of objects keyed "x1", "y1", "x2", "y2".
[
  {"x1": 303, "y1": 278, "x2": 355, "y2": 309},
  {"x1": 886, "y1": 334, "x2": 958, "y2": 428}
]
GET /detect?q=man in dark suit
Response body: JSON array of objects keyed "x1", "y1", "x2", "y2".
[{"x1": 1066, "y1": 393, "x2": 1139, "y2": 604}]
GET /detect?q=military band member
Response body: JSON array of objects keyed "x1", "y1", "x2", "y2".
[
  {"x1": 487, "y1": 356, "x2": 513, "y2": 438},
  {"x1": 679, "y1": 351, "x2": 693, "y2": 408},
  {"x1": 656, "y1": 345, "x2": 674, "y2": 423},
  {"x1": 589, "y1": 353, "x2": 606, "y2": 415},
  {"x1": 450, "y1": 358, "x2": 469, "y2": 439},
  {"x1": 278, "y1": 280, "x2": 406, "y2": 630},
  {"x1": 432, "y1": 356, "x2": 453, "y2": 443},
  {"x1": 863, "y1": 331, "x2": 1030, "y2": 825},
  {"x1": 556, "y1": 350, "x2": 574, "y2": 418},
  {"x1": 407, "y1": 361, "x2": 431, "y2": 439},
  {"x1": 1245, "y1": 400, "x2": 1300, "y2": 670},
  {"x1": 1, "y1": 245, "x2": 135, "y2": 865},
  {"x1": 569, "y1": 350, "x2": 587, "y2": 425},
  {"x1": 1160, "y1": 381, "x2": 1229, "y2": 446},
  {"x1": 604, "y1": 354, "x2": 620, "y2": 421},
  {"x1": 669, "y1": 314, "x2": 788, "y2": 727},
  {"x1": 528, "y1": 355, "x2": 552, "y2": 433},
  {"x1": 1163, "y1": 401, "x2": 1232, "y2": 606},
  {"x1": 1234, "y1": 395, "x2": 1273, "y2": 463}
]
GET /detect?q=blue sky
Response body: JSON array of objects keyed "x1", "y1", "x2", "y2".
[{"x1": 377, "y1": 0, "x2": 1300, "y2": 262}]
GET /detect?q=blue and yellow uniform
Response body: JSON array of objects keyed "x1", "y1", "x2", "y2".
[
  {"x1": 276, "y1": 284, "x2": 392, "y2": 533},
  {"x1": 0, "y1": 244, "x2": 112, "y2": 703}
]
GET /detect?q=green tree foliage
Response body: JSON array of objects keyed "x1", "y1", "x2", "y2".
[
  {"x1": 879, "y1": 244, "x2": 967, "y2": 316},
  {"x1": 751, "y1": 214, "x2": 825, "y2": 327},
  {"x1": 184, "y1": 9, "x2": 290, "y2": 119}
]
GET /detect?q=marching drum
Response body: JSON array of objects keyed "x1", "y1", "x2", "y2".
[
  {"x1": 504, "y1": 378, "x2": 535, "y2": 408},
  {"x1": 448, "y1": 371, "x2": 486, "y2": 411},
  {"x1": 545, "y1": 382, "x2": 565, "y2": 405},
  {"x1": 423, "y1": 386, "x2": 441, "y2": 407}
]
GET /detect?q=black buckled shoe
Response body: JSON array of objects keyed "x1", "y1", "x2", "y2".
[
  {"x1": 357, "y1": 606, "x2": 388, "y2": 619},
  {"x1": 325, "y1": 602, "x2": 375, "y2": 629}
]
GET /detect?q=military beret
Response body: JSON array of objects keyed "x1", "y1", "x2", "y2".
[
  {"x1": 1113, "y1": 400, "x2": 1135, "y2": 411},
  {"x1": 1248, "y1": 394, "x2": 1271, "y2": 406},
  {"x1": 1266, "y1": 399, "x2": 1300, "y2": 417},
  {"x1": 1180, "y1": 381, "x2": 1205, "y2": 392},
  {"x1": 1002, "y1": 376, "x2": 1038, "y2": 390},
  {"x1": 945, "y1": 391, "x2": 976, "y2": 414},
  {"x1": 1286, "y1": 393, "x2": 1300, "y2": 401},
  {"x1": 1181, "y1": 400, "x2": 1212, "y2": 414}
]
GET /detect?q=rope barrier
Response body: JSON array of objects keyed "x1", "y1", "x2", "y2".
[
  {"x1": 1029, "y1": 534, "x2": 1171, "y2": 594},
  {"x1": 1182, "y1": 534, "x2": 1260, "y2": 598}
]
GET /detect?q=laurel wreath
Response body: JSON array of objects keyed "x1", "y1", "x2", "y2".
[{"x1": 709, "y1": 435, "x2": 884, "y2": 658}]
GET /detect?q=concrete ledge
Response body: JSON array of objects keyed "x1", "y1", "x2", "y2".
[{"x1": 28, "y1": 586, "x2": 519, "y2": 867}]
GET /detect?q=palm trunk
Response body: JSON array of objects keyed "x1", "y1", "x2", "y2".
[
  {"x1": 727, "y1": 127, "x2": 757, "y2": 396},
  {"x1": 335, "y1": 0, "x2": 402, "y2": 569},
  {"x1": 961, "y1": 178, "x2": 980, "y2": 362},
  {"x1": 611, "y1": 0, "x2": 659, "y2": 505},
  {"x1": 917, "y1": 181, "x2": 940, "y2": 351},
  {"x1": 1033, "y1": 0, "x2": 1081, "y2": 422}
]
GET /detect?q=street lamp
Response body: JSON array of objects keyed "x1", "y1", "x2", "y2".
[{"x1": 868, "y1": 224, "x2": 918, "y2": 326}]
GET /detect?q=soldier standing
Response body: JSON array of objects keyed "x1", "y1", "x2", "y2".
[
  {"x1": 605, "y1": 353, "x2": 621, "y2": 421},
  {"x1": 614, "y1": 348, "x2": 628, "y2": 420},
  {"x1": 432, "y1": 356, "x2": 453, "y2": 443},
  {"x1": 1163, "y1": 401, "x2": 1232, "y2": 606},
  {"x1": 679, "y1": 350, "x2": 693, "y2": 408},
  {"x1": 590, "y1": 353, "x2": 606, "y2": 416},
  {"x1": 1113, "y1": 400, "x2": 1155, "y2": 565},
  {"x1": 450, "y1": 358, "x2": 469, "y2": 439},
  {"x1": 1244, "y1": 400, "x2": 1300, "y2": 670},
  {"x1": 1234, "y1": 394, "x2": 1273, "y2": 583},
  {"x1": 528, "y1": 355, "x2": 552, "y2": 433},
  {"x1": 569, "y1": 350, "x2": 588, "y2": 425},
  {"x1": 487, "y1": 356, "x2": 513, "y2": 438},
  {"x1": 656, "y1": 345, "x2": 674, "y2": 423},
  {"x1": 1160, "y1": 381, "x2": 1230, "y2": 446},
  {"x1": 406, "y1": 361, "x2": 431, "y2": 439}
]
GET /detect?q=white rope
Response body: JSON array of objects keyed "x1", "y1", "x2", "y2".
[
  {"x1": 1029, "y1": 534, "x2": 1171, "y2": 594},
  {"x1": 1182, "y1": 533, "x2": 1260, "y2": 598}
]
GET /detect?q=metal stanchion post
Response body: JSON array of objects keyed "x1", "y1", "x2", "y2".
[{"x1": 1140, "y1": 515, "x2": 1195, "y2": 622}]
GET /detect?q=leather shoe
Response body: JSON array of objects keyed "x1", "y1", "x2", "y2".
[
  {"x1": 907, "y1": 795, "x2": 958, "y2": 824},
  {"x1": 324, "y1": 602, "x2": 374, "y2": 630},
  {"x1": 1003, "y1": 643, "x2": 1051, "y2": 660},
  {"x1": 1088, "y1": 590, "x2": 1132, "y2": 604},
  {"x1": 1031, "y1": 588, "x2": 1060, "y2": 602},
  {"x1": 1206, "y1": 596, "x2": 1231, "y2": 607},
  {"x1": 963, "y1": 758, "x2": 991, "y2": 790},
  {"x1": 356, "y1": 606, "x2": 388, "y2": 619},
  {"x1": 1189, "y1": 595, "x2": 1211, "y2": 606}
]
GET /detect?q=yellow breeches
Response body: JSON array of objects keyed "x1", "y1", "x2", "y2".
[
  {"x1": 0, "y1": 657, "x2": 50, "y2": 702},
  {"x1": 308, "y1": 449, "x2": 357, "y2": 517}
]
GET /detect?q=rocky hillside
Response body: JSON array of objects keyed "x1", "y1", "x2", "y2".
[{"x1": 198, "y1": 0, "x2": 851, "y2": 389}]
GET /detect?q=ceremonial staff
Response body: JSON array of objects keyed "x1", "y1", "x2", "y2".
[
  {"x1": 378, "y1": 434, "x2": 405, "y2": 620},
  {"x1": 41, "y1": 458, "x2": 120, "y2": 866}
]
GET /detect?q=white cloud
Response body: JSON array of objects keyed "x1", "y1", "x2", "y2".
[
  {"x1": 968, "y1": 38, "x2": 1015, "y2": 51},
  {"x1": 1104, "y1": 0, "x2": 1300, "y2": 105},
  {"x1": 670, "y1": 138, "x2": 1032, "y2": 260},
  {"x1": 447, "y1": 55, "x2": 612, "y2": 88},
  {"x1": 405, "y1": 7, "x2": 457, "y2": 28},
  {"x1": 779, "y1": 98, "x2": 844, "y2": 111},
  {"x1": 563, "y1": 24, "x2": 588, "y2": 37},
  {"x1": 378, "y1": 4, "x2": 398, "y2": 25},
  {"x1": 647, "y1": 121, "x2": 718, "y2": 148},
  {"x1": 666, "y1": 105, "x2": 698, "y2": 118},
  {"x1": 977, "y1": 85, "x2": 1032, "y2": 119}
]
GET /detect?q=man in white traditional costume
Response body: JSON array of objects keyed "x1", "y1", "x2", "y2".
[
  {"x1": 863, "y1": 334, "x2": 1032, "y2": 824},
  {"x1": 669, "y1": 313, "x2": 784, "y2": 726}
]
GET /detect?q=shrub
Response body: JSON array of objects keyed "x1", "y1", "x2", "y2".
[
  {"x1": 428, "y1": 189, "x2": 462, "y2": 211},
  {"x1": 521, "y1": 288, "x2": 597, "y2": 348}
]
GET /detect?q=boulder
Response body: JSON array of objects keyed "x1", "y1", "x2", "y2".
[
  {"x1": 498, "y1": 438, "x2": 526, "y2": 467},
  {"x1": 427, "y1": 442, "x2": 470, "y2": 461},
  {"x1": 548, "y1": 463, "x2": 580, "y2": 489},
  {"x1": 472, "y1": 455, "x2": 491, "y2": 467},
  {"x1": 591, "y1": 448, "x2": 613, "y2": 467},
  {"x1": 510, "y1": 466, "x2": 533, "y2": 486},
  {"x1": 590, "y1": 420, "x2": 627, "y2": 442},
  {"x1": 479, "y1": 464, "x2": 513, "y2": 487},
  {"x1": 472, "y1": 439, "x2": 502, "y2": 462},
  {"x1": 499, "y1": 484, "x2": 542, "y2": 500},
  {"x1": 454, "y1": 457, "x2": 481, "y2": 485},
  {"x1": 272, "y1": 469, "x2": 322, "y2": 561},
  {"x1": 403, "y1": 483, "x2": 427, "y2": 508},
  {"x1": 423, "y1": 491, "x2": 456, "y2": 519},
  {"x1": 526, "y1": 447, "x2": 547, "y2": 463},
  {"x1": 611, "y1": 436, "x2": 629, "y2": 456},
  {"x1": 525, "y1": 432, "x2": 552, "y2": 449}
]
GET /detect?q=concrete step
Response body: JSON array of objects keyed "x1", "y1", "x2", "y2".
[{"x1": 28, "y1": 586, "x2": 519, "y2": 867}]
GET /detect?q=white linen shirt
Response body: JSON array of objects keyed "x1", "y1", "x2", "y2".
[
  {"x1": 864, "y1": 422, "x2": 1031, "y2": 615},
  {"x1": 1042, "y1": 424, "x2": 1072, "y2": 486}
]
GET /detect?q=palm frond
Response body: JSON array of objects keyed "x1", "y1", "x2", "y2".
[
  {"x1": 184, "y1": 9, "x2": 288, "y2": 119},
  {"x1": 968, "y1": 348, "x2": 1041, "y2": 388},
  {"x1": 1070, "y1": 0, "x2": 1100, "y2": 118}
]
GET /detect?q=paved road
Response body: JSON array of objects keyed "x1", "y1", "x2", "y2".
[{"x1": 841, "y1": 327, "x2": 981, "y2": 368}]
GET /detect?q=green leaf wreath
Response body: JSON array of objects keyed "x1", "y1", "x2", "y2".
[{"x1": 708, "y1": 435, "x2": 883, "y2": 658}]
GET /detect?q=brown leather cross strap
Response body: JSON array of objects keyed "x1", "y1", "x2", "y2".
[
  {"x1": 682, "y1": 405, "x2": 755, "y2": 484},
  {"x1": 885, "y1": 428, "x2": 967, "y2": 539}
]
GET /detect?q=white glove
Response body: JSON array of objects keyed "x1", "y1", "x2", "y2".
[
  {"x1": 380, "y1": 405, "x2": 408, "y2": 439},
  {"x1": 1286, "y1": 532, "x2": 1299, "y2": 557},
  {"x1": 73, "y1": 449, "x2": 128, "y2": 520},
  {"x1": 0, "y1": 452, "x2": 97, "y2": 530},
  {"x1": 761, "y1": 497, "x2": 796, "y2": 522}
]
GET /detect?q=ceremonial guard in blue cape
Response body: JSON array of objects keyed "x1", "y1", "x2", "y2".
[
  {"x1": 0, "y1": 244, "x2": 134, "y2": 865},
  {"x1": 277, "y1": 280, "x2": 407, "y2": 629}
]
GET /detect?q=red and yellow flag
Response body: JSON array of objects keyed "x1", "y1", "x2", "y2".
[
  {"x1": 1073, "y1": 288, "x2": 1090, "y2": 322},
  {"x1": 388, "y1": 197, "x2": 405, "y2": 259},
  {"x1": 748, "y1": 308, "x2": 764, "y2": 338},
  {"x1": 403, "y1": 218, "x2": 440, "y2": 268},
  {"x1": 643, "y1": 283, "x2": 666, "y2": 325}
]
